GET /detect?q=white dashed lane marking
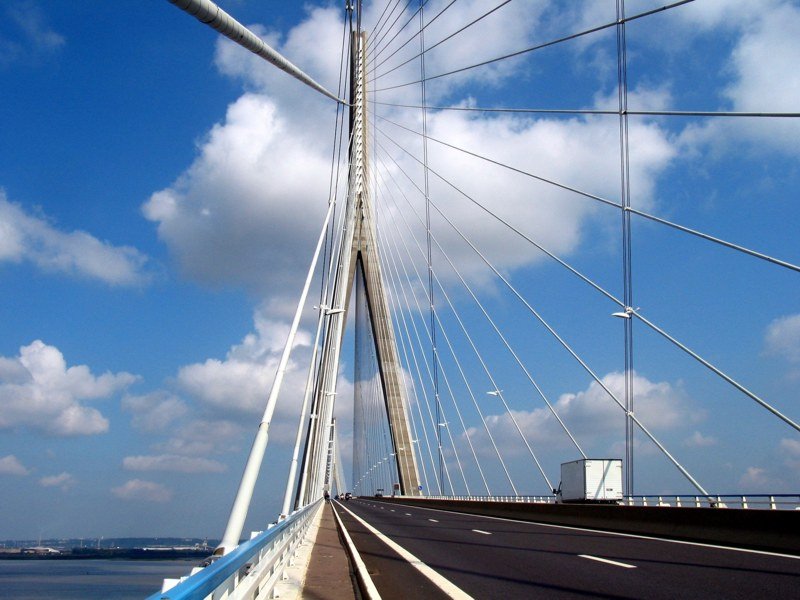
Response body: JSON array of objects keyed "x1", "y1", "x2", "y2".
[{"x1": 579, "y1": 555, "x2": 636, "y2": 569}]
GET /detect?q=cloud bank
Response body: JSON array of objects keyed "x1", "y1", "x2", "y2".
[
  {"x1": 0, "y1": 192, "x2": 151, "y2": 286},
  {"x1": 0, "y1": 340, "x2": 137, "y2": 436}
]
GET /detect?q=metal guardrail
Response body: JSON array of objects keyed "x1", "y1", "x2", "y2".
[
  {"x1": 414, "y1": 494, "x2": 800, "y2": 510},
  {"x1": 423, "y1": 495, "x2": 556, "y2": 504},
  {"x1": 146, "y1": 499, "x2": 321, "y2": 600},
  {"x1": 623, "y1": 494, "x2": 800, "y2": 510}
]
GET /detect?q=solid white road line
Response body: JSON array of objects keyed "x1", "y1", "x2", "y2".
[
  {"x1": 337, "y1": 502, "x2": 474, "y2": 600},
  {"x1": 472, "y1": 529, "x2": 492, "y2": 535},
  {"x1": 331, "y1": 502, "x2": 382, "y2": 599},
  {"x1": 579, "y1": 555, "x2": 637, "y2": 569}
]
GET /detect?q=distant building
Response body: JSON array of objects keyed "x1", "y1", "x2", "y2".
[{"x1": 20, "y1": 546, "x2": 60, "y2": 555}]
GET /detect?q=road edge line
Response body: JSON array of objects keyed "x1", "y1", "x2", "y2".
[
  {"x1": 331, "y1": 502, "x2": 382, "y2": 600},
  {"x1": 336, "y1": 501, "x2": 475, "y2": 600}
]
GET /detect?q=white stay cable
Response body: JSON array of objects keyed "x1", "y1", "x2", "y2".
[
  {"x1": 280, "y1": 294, "x2": 326, "y2": 517},
  {"x1": 167, "y1": 0, "x2": 347, "y2": 104},
  {"x1": 376, "y1": 184, "x2": 491, "y2": 495},
  {"x1": 379, "y1": 198, "x2": 487, "y2": 495},
  {"x1": 377, "y1": 126, "x2": 798, "y2": 437},
  {"x1": 374, "y1": 158, "x2": 520, "y2": 494},
  {"x1": 295, "y1": 129, "x2": 355, "y2": 508},
  {"x1": 375, "y1": 159, "x2": 515, "y2": 494},
  {"x1": 378, "y1": 114, "x2": 800, "y2": 275},
  {"x1": 375, "y1": 139, "x2": 707, "y2": 494},
  {"x1": 388, "y1": 298, "x2": 433, "y2": 495},
  {"x1": 379, "y1": 208, "x2": 471, "y2": 495},
  {"x1": 379, "y1": 162, "x2": 587, "y2": 459},
  {"x1": 217, "y1": 199, "x2": 337, "y2": 555},
  {"x1": 373, "y1": 149, "x2": 555, "y2": 490},
  {"x1": 381, "y1": 237, "x2": 448, "y2": 494},
  {"x1": 376, "y1": 246, "x2": 434, "y2": 494},
  {"x1": 382, "y1": 242, "x2": 451, "y2": 494},
  {"x1": 389, "y1": 146, "x2": 708, "y2": 496}
]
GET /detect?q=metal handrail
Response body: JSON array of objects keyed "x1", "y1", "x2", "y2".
[
  {"x1": 146, "y1": 500, "x2": 321, "y2": 600},
  {"x1": 405, "y1": 494, "x2": 800, "y2": 510},
  {"x1": 623, "y1": 494, "x2": 800, "y2": 510}
]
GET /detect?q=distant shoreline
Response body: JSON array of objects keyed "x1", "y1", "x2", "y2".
[{"x1": 0, "y1": 548, "x2": 209, "y2": 561}]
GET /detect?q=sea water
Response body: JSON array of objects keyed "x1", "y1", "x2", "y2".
[{"x1": 0, "y1": 559, "x2": 194, "y2": 599}]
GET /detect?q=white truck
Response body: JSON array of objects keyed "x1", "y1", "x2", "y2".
[{"x1": 556, "y1": 459, "x2": 623, "y2": 503}]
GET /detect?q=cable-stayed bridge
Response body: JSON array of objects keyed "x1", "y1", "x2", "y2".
[{"x1": 150, "y1": 0, "x2": 799, "y2": 598}]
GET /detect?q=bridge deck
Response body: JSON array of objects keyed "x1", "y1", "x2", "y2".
[
  {"x1": 333, "y1": 498, "x2": 800, "y2": 599},
  {"x1": 301, "y1": 503, "x2": 357, "y2": 599}
]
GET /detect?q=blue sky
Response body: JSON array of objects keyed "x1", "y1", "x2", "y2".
[{"x1": 1, "y1": 0, "x2": 799, "y2": 539}]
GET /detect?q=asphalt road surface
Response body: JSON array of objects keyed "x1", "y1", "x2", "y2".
[{"x1": 333, "y1": 498, "x2": 800, "y2": 599}]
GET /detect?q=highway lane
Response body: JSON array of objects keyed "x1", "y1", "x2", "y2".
[
  {"x1": 335, "y1": 498, "x2": 800, "y2": 599},
  {"x1": 332, "y1": 501, "x2": 453, "y2": 599}
]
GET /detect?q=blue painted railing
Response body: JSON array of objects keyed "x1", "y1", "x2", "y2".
[{"x1": 146, "y1": 500, "x2": 320, "y2": 600}]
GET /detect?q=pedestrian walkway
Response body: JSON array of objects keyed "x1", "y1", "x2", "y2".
[{"x1": 301, "y1": 503, "x2": 357, "y2": 599}]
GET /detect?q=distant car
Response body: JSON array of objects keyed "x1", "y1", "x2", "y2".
[
  {"x1": 344, "y1": 492, "x2": 352, "y2": 500},
  {"x1": 374, "y1": 492, "x2": 383, "y2": 498}
]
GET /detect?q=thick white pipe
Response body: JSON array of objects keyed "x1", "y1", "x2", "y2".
[
  {"x1": 217, "y1": 201, "x2": 336, "y2": 555},
  {"x1": 167, "y1": 0, "x2": 347, "y2": 104},
  {"x1": 280, "y1": 302, "x2": 326, "y2": 517},
  {"x1": 334, "y1": 421, "x2": 346, "y2": 494}
]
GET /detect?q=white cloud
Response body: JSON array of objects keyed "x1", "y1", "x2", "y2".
[
  {"x1": 780, "y1": 438, "x2": 800, "y2": 471},
  {"x1": 122, "y1": 391, "x2": 188, "y2": 432},
  {"x1": 39, "y1": 472, "x2": 75, "y2": 491},
  {"x1": 374, "y1": 0, "x2": 547, "y2": 99},
  {"x1": 176, "y1": 308, "x2": 310, "y2": 415},
  {"x1": 1, "y1": 1, "x2": 64, "y2": 67},
  {"x1": 131, "y1": 308, "x2": 357, "y2": 470},
  {"x1": 154, "y1": 419, "x2": 245, "y2": 457},
  {"x1": 684, "y1": 431, "x2": 717, "y2": 448},
  {"x1": 0, "y1": 454, "x2": 29, "y2": 475},
  {"x1": 676, "y1": 1, "x2": 800, "y2": 154},
  {"x1": 142, "y1": 92, "x2": 331, "y2": 296},
  {"x1": 0, "y1": 192, "x2": 151, "y2": 286},
  {"x1": 123, "y1": 454, "x2": 226, "y2": 474},
  {"x1": 550, "y1": 370, "x2": 692, "y2": 433},
  {"x1": 738, "y1": 466, "x2": 778, "y2": 491},
  {"x1": 377, "y1": 99, "x2": 674, "y2": 283},
  {"x1": 0, "y1": 340, "x2": 137, "y2": 436},
  {"x1": 672, "y1": 0, "x2": 767, "y2": 29},
  {"x1": 147, "y1": 2, "x2": 679, "y2": 298},
  {"x1": 123, "y1": 311, "x2": 317, "y2": 453},
  {"x1": 764, "y1": 313, "x2": 800, "y2": 364},
  {"x1": 465, "y1": 371, "x2": 696, "y2": 457},
  {"x1": 111, "y1": 479, "x2": 172, "y2": 503},
  {"x1": 9, "y1": 1, "x2": 64, "y2": 50},
  {"x1": 733, "y1": 439, "x2": 800, "y2": 492}
]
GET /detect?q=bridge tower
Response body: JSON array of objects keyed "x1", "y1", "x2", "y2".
[{"x1": 299, "y1": 31, "x2": 422, "y2": 502}]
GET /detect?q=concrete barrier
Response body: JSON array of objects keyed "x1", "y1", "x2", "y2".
[{"x1": 374, "y1": 497, "x2": 800, "y2": 555}]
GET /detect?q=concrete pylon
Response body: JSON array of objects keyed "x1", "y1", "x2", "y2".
[
  {"x1": 346, "y1": 32, "x2": 421, "y2": 496},
  {"x1": 299, "y1": 31, "x2": 421, "y2": 503}
]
